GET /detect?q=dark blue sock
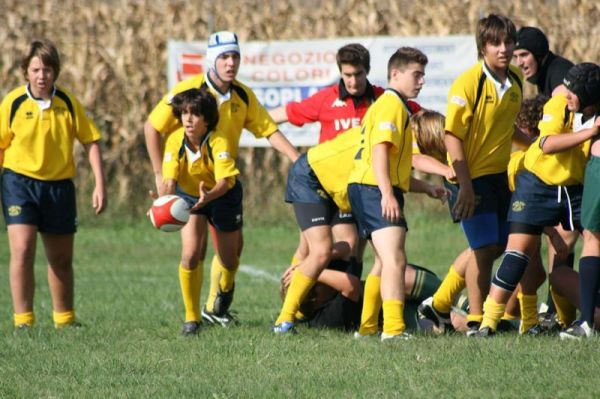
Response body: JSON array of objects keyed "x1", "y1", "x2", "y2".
[{"x1": 579, "y1": 256, "x2": 600, "y2": 325}]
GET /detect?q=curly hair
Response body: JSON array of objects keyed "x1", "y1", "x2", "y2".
[{"x1": 516, "y1": 95, "x2": 548, "y2": 138}]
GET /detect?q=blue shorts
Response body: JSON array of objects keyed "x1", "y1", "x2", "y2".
[
  {"x1": 347, "y1": 183, "x2": 407, "y2": 240},
  {"x1": 176, "y1": 180, "x2": 243, "y2": 233},
  {"x1": 445, "y1": 172, "x2": 510, "y2": 249},
  {"x1": 1, "y1": 169, "x2": 77, "y2": 234},
  {"x1": 508, "y1": 170, "x2": 582, "y2": 233},
  {"x1": 285, "y1": 153, "x2": 330, "y2": 205}
]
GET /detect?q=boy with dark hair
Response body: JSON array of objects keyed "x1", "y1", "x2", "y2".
[
  {"x1": 442, "y1": 14, "x2": 526, "y2": 334},
  {"x1": 269, "y1": 43, "x2": 387, "y2": 275},
  {"x1": 348, "y1": 47, "x2": 447, "y2": 341},
  {"x1": 161, "y1": 88, "x2": 241, "y2": 335}
]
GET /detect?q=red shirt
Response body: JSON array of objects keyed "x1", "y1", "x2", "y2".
[{"x1": 286, "y1": 81, "x2": 384, "y2": 143}]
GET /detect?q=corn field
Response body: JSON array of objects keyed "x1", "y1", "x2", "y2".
[{"x1": 1, "y1": 0, "x2": 599, "y2": 217}]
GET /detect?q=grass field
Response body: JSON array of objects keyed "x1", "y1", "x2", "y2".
[{"x1": 1, "y1": 199, "x2": 599, "y2": 398}]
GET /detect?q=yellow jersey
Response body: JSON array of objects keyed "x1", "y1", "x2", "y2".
[
  {"x1": 307, "y1": 127, "x2": 361, "y2": 212},
  {"x1": 0, "y1": 85, "x2": 101, "y2": 180},
  {"x1": 148, "y1": 73, "x2": 278, "y2": 158},
  {"x1": 348, "y1": 89, "x2": 413, "y2": 192},
  {"x1": 162, "y1": 127, "x2": 239, "y2": 196},
  {"x1": 445, "y1": 62, "x2": 523, "y2": 179},
  {"x1": 523, "y1": 94, "x2": 590, "y2": 185}
]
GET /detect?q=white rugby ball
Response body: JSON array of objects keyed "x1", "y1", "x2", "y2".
[{"x1": 149, "y1": 195, "x2": 190, "y2": 232}]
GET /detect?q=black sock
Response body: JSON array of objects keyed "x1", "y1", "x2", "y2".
[{"x1": 579, "y1": 256, "x2": 600, "y2": 325}]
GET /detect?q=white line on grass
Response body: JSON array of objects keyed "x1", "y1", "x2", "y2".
[{"x1": 238, "y1": 264, "x2": 280, "y2": 283}]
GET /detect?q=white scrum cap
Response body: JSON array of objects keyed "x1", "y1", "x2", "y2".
[{"x1": 206, "y1": 31, "x2": 240, "y2": 70}]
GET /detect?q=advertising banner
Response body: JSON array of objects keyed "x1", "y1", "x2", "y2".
[{"x1": 168, "y1": 35, "x2": 477, "y2": 146}]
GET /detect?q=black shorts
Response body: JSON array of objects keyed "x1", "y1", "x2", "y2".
[
  {"x1": 1, "y1": 169, "x2": 77, "y2": 234},
  {"x1": 306, "y1": 293, "x2": 361, "y2": 331},
  {"x1": 347, "y1": 183, "x2": 407, "y2": 240},
  {"x1": 176, "y1": 180, "x2": 243, "y2": 232},
  {"x1": 508, "y1": 170, "x2": 582, "y2": 234}
]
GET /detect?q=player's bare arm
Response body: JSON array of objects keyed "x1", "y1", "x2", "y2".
[
  {"x1": 144, "y1": 119, "x2": 167, "y2": 196},
  {"x1": 84, "y1": 141, "x2": 107, "y2": 215},
  {"x1": 445, "y1": 132, "x2": 474, "y2": 220}
]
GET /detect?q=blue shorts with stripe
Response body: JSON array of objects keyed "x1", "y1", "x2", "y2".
[
  {"x1": 508, "y1": 170, "x2": 582, "y2": 232},
  {"x1": 176, "y1": 180, "x2": 243, "y2": 233},
  {"x1": 285, "y1": 153, "x2": 352, "y2": 230},
  {"x1": 347, "y1": 183, "x2": 407, "y2": 240},
  {"x1": 445, "y1": 172, "x2": 510, "y2": 249},
  {"x1": 1, "y1": 169, "x2": 77, "y2": 234}
]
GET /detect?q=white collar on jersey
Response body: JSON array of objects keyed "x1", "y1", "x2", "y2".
[
  {"x1": 482, "y1": 62, "x2": 512, "y2": 100},
  {"x1": 26, "y1": 84, "x2": 56, "y2": 111}
]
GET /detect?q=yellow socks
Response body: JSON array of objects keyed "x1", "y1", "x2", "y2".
[
  {"x1": 467, "y1": 314, "x2": 484, "y2": 327},
  {"x1": 219, "y1": 258, "x2": 239, "y2": 292},
  {"x1": 53, "y1": 310, "x2": 76, "y2": 328},
  {"x1": 550, "y1": 287, "x2": 576, "y2": 327},
  {"x1": 518, "y1": 292, "x2": 538, "y2": 333},
  {"x1": 14, "y1": 311, "x2": 35, "y2": 328},
  {"x1": 481, "y1": 297, "x2": 505, "y2": 331},
  {"x1": 179, "y1": 263, "x2": 203, "y2": 322},
  {"x1": 432, "y1": 265, "x2": 465, "y2": 314},
  {"x1": 382, "y1": 299, "x2": 405, "y2": 336},
  {"x1": 205, "y1": 255, "x2": 224, "y2": 312},
  {"x1": 275, "y1": 269, "x2": 315, "y2": 325},
  {"x1": 358, "y1": 274, "x2": 382, "y2": 336}
]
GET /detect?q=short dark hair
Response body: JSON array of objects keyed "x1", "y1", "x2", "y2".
[
  {"x1": 475, "y1": 14, "x2": 517, "y2": 58},
  {"x1": 387, "y1": 47, "x2": 428, "y2": 80},
  {"x1": 336, "y1": 43, "x2": 370, "y2": 73},
  {"x1": 21, "y1": 39, "x2": 61, "y2": 80},
  {"x1": 171, "y1": 88, "x2": 219, "y2": 132}
]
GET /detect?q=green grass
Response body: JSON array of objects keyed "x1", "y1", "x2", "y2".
[{"x1": 1, "y1": 200, "x2": 599, "y2": 398}]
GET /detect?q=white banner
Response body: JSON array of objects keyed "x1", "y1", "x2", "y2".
[{"x1": 168, "y1": 35, "x2": 477, "y2": 147}]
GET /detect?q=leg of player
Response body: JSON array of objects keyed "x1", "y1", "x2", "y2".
[
  {"x1": 517, "y1": 246, "x2": 547, "y2": 335},
  {"x1": 355, "y1": 256, "x2": 382, "y2": 338},
  {"x1": 371, "y1": 226, "x2": 409, "y2": 340},
  {"x1": 213, "y1": 228, "x2": 242, "y2": 316},
  {"x1": 331, "y1": 223, "x2": 359, "y2": 260},
  {"x1": 418, "y1": 247, "x2": 469, "y2": 333},
  {"x1": 178, "y1": 214, "x2": 208, "y2": 336},
  {"x1": 42, "y1": 232, "x2": 78, "y2": 328},
  {"x1": 465, "y1": 244, "x2": 499, "y2": 326},
  {"x1": 544, "y1": 228, "x2": 579, "y2": 329},
  {"x1": 274, "y1": 225, "x2": 333, "y2": 333},
  {"x1": 8, "y1": 224, "x2": 38, "y2": 328},
  {"x1": 475, "y1": 234, "x2": 539, "y2": 336}
]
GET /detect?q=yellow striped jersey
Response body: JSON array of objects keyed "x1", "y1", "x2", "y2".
[
  {"x1": 162, "y1": 127, "x2": 239, "y2": 196},
  {"x1": 0, "y1": 85, "x2": 101, "y2": 180},
  {"x1": 523, "y1": 94, "x2": 590, "y2": 185},
  {"x1": 348, "y1": 89, "x2": 413, "y2": 191},
  {"x1": 445, "y1": 62, "x2": 523, "y2": 178}
]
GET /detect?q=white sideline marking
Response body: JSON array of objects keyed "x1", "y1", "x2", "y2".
[{"x1": 239, "y1": 264, "x2": 280, "y2": 283}]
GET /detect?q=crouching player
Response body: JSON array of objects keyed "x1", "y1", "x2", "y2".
[
  {"x1": 159, "y1": 88, "x2": 242, "y2": 336},
  {"x1": 348, "y1": 47, "x2": 447, "y2": 341},
  {"x1": 473, "y1": 63, "x2": 600, "y2": 337}
]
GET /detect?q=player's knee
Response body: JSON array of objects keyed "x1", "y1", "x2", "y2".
[{"x1": 491, "y1": 250, "x2": 530, "y2": 292}]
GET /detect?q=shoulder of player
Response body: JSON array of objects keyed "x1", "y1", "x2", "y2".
[
  {"x1": 170, "y1": 73, "x2": 206, "y2": 94},
  {"x1": 1, "y1": 86, "x2": 28, "y2": 106}
]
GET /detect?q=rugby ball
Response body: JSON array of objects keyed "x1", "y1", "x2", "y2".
[{"x1": 149, "y1": 195, "x2": 190, "y2": 232}]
